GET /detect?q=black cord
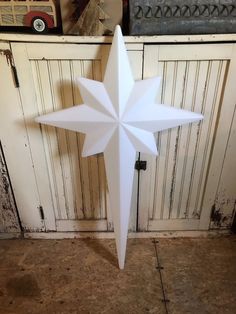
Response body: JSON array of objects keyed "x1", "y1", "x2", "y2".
[
  {"x1": 153, "y1": 239, "x2": 169, "y2": 314},
  {"x1": 136, "y1": 152, "x2": 141, "y2": 231}
]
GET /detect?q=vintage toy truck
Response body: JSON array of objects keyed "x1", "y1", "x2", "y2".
[{"x1": 0, "y1": 0, "x2": 57, "y2": 33}]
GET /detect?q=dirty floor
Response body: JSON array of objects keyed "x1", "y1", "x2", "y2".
[{"x1": 0, "y1": 236, "x2": 235, "y2": 314}]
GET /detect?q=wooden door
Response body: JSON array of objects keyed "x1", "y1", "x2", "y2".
[
  {"x1": 139, "y1": 44, "x2": 236, "y2": 231},
  {"x1": 11, "y1": 42, "x2": 143, "y2": 232},
  {"x1": 0, "y1": 41, "x2": 44, "y2": 232}
]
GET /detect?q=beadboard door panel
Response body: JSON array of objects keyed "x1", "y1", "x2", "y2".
[
  {"x1": 0, "y1": 42, "x2": 44, "y2": 232},
  {"x1": 139, "y1": 44, "x2": 236, "y2": 231},
  {"x1": 11, "y1": 42, "x2": 143, "y2": 232}
]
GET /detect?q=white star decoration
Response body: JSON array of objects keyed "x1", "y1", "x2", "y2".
[{"x1": 36, "y1": 26, "x2": 203, "y2": 269}]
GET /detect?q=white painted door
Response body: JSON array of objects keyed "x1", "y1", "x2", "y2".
[
  {"x1": 11, "y1": 42, "x2": 143, "y2": 232},
  {"x1": 0, "y1": 42, "x2": 44, "y2": 232},
  {"x1": 139, "y1": 44, "x2": 236, "y2": 231}
]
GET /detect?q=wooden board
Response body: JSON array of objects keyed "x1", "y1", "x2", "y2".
[
  {"x1": 209, "y1": 107, "x2": 236, "y2": 229},
  {"x1": 139, "y1": 43, "x2": 236, "y2": 231},
  {"x1": 0, "y1": 42, "x2": 44, "y2": 232},
  {"x1": 1, "y1": 33, "x2": 236, "y2": 44}
]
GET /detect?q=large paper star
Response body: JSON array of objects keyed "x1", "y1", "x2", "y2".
[{"x1": 36, "y1": 26, "x2": 203, "y2": 269}]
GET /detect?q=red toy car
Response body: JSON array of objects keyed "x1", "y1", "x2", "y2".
[{"x1": 0, "y1": 0, "x2": 57, "y2": 33}]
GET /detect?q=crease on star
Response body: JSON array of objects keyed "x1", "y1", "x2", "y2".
[
  {"x1": 77, "y1": 77, "x2": 117, "y2": 119},
  {"x1": 123, "y1": 76, "x2": 203, "y2": 133},
  {"x1": 104, "y1": 127, "x2": 137, "y2": 269},
  {"x1": 122, "y1": 76, "x2": 162, "y2": 117},
  {"x1": 82, "y1": 125, "x2": 117, "y2": 157},
  {"x1": 124, "y1": 103, "x2": 203, "y2": 133},
  {"x1": 123, "y1": 124, "x2": 158, "y2": 155},
  {"x1": 103, "y1": 25, "x2": 134, "y2": 118},
  {"x1": 35, "y1": 104, "x2": 115, "y2": 133}
]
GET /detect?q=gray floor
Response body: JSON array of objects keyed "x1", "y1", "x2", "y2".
[{"x1": 0, "y1": 236, "x2": 235, "y2": 314}]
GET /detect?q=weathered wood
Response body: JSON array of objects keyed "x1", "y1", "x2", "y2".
[
  {"x1": 62, "y1": 0, "x2": 123, "y2": 36},
  {"x1": 22, "y1": 229, "x2": 230, "y2": 239},
  {"x1": 139, "y1": 43, "x2": 235, "y2": 232},
  {"x1": 209, "y1": 100, "x2": 236, "y2": 229},
  {"x1": 201, "y1": 44, "x2": 236, "y2": 230},
  {"x1": 59, "y1": 0, "x2": 79, "y2": 35},
  {"x1": 70, "y1": 0, "x2": 111, "y2": 36},
  {"x1": 0, "y1": 143, "x2": 20, "y2": 233},
  {"x1": 0, "y1": 42, "x2": 44, "y2": 232},
  {"x1": 2, "y1": 33, "x2": 236, "y2": 44},
  {"x1": 56, "y1": 219, "x2": 108, "y2": 232}
]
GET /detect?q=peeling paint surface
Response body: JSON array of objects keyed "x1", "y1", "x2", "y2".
[
  {"x1": 210, "y1": 106, "x2": 236, "y2": 230},
  {"x1": 0, "y1": 144, "x2": 20, "y2": 233},
  {"x1": 210, "y1": 195, "x2": 236, "y2": 229}
]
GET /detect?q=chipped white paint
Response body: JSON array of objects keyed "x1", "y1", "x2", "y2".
[
  {"x1": 0, "y1": 143, "x2": 20, "y2": 233},
  {"x1": 0, "y1": 42, "x2": 43, "y2": 232},
  {"x1": 139, "y1": 44, "x2": 236, "y2": 231},
  {"x1": 22, "y1": 229, "x2": 231, "y2": 240},
  {"x1": 210, "y1": 108, "x2": 236, "y2": 229},
  {"x1": 2, "y1": 33, "x2": 236, "y2": 44}
]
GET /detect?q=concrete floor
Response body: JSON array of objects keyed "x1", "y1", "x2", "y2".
[{"x1": 0, "y1": 236, "x2": 235, "y2": 314}]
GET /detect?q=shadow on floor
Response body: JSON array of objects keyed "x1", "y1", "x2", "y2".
[{"x1": 80, "y1": 238, "x2": 118, "y2": 268}]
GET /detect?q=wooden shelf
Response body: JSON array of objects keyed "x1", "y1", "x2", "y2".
[{"x1": 1, "y1": 32, "x2": 236, "y2": 44}]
